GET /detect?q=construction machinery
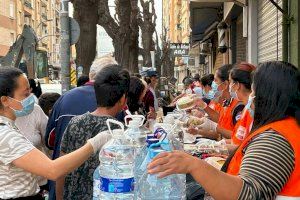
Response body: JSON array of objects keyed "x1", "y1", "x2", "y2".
[{"x1": 0, "y1": 25, "x2": 48, "y2": 79}]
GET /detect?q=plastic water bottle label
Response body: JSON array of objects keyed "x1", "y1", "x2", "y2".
[{"x1": 100, "y1": 177, "x2": 134, "y2": 193}]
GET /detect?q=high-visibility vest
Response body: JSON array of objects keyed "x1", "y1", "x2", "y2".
[
  {"x1": 231, "y1": 108, "x2": 253, "y2": 145},
  {"x1": 208, "y1": 101, "x2": 222, "y2": 113},
  {"x1": 218, "y1": 98, "x2": 241, "y2": 131},
  {"x1": 227, "y1": 117, "x2": 300, "y2": 198}
]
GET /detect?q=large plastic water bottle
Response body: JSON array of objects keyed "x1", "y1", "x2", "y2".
[
  {"x1": 98, "y1": 119, "x2": 135, "y2": 200},
  {"x1": 124, "y1": 115, "x2": 146, "y2": 151},
  {"x1": 137, "y1": 140, "x2": 186, "y2": 200},
  {"x1": 134, "y1": 138, "x2": 159, "y2": 198},
  {"x1": 93, "y1": 166, "x2": 100, "y2": 200}
]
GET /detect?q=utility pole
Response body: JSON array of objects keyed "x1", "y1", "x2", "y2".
[{"x1": 60, "y1": 0, "x2": 70, "y2": 94}]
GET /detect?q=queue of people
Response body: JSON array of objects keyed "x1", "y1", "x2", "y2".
[
  {"x1": 148, "y1": 61, "x2": 300, "y2": 199},
  {"x1": 0, "y1": 58, "x2": 299, "y2": 200}
]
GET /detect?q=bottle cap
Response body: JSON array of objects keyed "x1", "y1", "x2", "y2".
[{"x1": 147, "y1": 138, "x2": 159, "y2": 147}]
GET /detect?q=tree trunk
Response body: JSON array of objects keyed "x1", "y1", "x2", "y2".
[
  {"x1": 139, "y1": 0, "x2": 156, "y2": 69},
  {"x1": 72, "y1": 0, "x2": 98, "y2": 75},
  {"x1": 141, "y1": 31, "x2": 155, "y2": 68},
  {"x1": 98, "y1": 0, "x2": 139, "y2": 73}
]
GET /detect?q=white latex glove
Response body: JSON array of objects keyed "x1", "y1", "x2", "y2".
[
  {"x1": 87, "y1": 130, "x2": 112, "y2": 153},
  {"x1": 198, "y1": 117, "x2": 217, "y2": 132}
]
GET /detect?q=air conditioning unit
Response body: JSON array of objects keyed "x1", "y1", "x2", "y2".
[{"x1": 200, "y1": 42, "x2": 211, "y2": 55}]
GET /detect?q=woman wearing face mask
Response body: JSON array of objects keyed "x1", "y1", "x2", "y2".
[
  {"x1": 229, "y1": 63, "x2": 256, "y2": 145},
  {"x1": 148, "y1": 61, "x2": 300, "y2": 199},
  {"x1": 200, "y1": 74, "x2": 220, "y2": 106},
  {"x1": 188, "y1": 64, "x2": 244, "y2": 139},
  {"x1": 14, "y1": 94, "x2": 50, "y2": 193},
  {"x1": 0, "y1": 67, "x2": 111, "y2": 200}
]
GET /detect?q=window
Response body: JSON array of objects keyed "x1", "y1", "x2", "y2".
[
  {"x1": 24, "y1": 16, "x2": 31, "y2": 26},
  {"x1": 37, "y1": 2, "x2": 40, "y2": 14},
  {"x1": 31, "y1": 0, "x2": 35, "y2": 9},
  {"x1": 10, "y1": 33, "x2": 15, "y2": 45},
  {"x1": 9, "y1": 1, "x2": 15, "y2": 18},
  {"x1": 18, "y1": 12, "x2": 22, "y2": 25},
  {"x1": 42, "y1": 24, "x2": 48, "y2": 35}
]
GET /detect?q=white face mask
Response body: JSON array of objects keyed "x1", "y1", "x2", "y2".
[
  {"x1": 246, "y1": 95, "x2": 256, "y2": 118},
  {"x1": 212, "y1": 81, "x2": 224, "y2": 101},
  {"x1": 229, "y1": 82, "x2": 239, "y2": 100}
]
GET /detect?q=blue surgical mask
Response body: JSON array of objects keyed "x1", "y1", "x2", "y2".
[
  {"x1": 203, "y1": 89, "x2": 215, "y2": 100},
  {"x1": 245, "y1": 95, "x2": 255, "y2": 118},
  {"x1": 10, "y1": 94, "x2": 35, "y2": 117},
  {"x1": 229, "y1": 83, "x2": 238, "y2": 100},
  {"x1": 211, "y1": 81, "x2": 223, "y2": 101}
]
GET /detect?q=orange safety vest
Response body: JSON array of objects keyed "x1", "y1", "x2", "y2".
[
  {"x1": 208, "y1": 101, "x2": 222, "y2": 113},
  {"x1": 231, "y1": 108, "x2": 253, "y2": 145},
  {"x1": 218, "y1": 98, "x2": 241, "y2": 131},
  {"x1": 227, "y1": 117, "x2": 300, "y2": 198}
]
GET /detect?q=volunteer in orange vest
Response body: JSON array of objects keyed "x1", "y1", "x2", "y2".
[
  {"x1": 229, "y1": 63, "x2": 256, "y2": 145},
  {"x1": 148, "y1": 61, "x2": 300, "y2": 199},
  {"x1": 191, "y1": 74, "x2": 221, "y2": 119},
  {"x1": 201, "y1": 74, "x2": 222, "y2": 113},
  {"x1": 188, "y1": 64, "x2": 244, "y2": 139}
]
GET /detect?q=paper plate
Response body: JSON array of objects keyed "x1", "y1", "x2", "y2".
[{"x1": 176, "y1": 102, "x2": 196, "y2": 111}]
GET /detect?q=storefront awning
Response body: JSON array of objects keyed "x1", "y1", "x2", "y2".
[
  {"x1": 190, "y1": 0, "x2": 247, "y2": 7},
  {"x1": 190, "y1": 2, "x2": 222, "y2": 43}
]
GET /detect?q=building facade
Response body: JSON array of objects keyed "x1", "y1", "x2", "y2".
[
  {"x1": 0, "y1": 0, "x2": 17, "y2": 57},
  {"x1": 163, "y1": 0, "x2": 191, "y2": 88},
  {"x1": 189, "y1": 0, "x2": 289, "y2": 76},
  {"x1": 0, "y1": 0, "x2": 60, "y2": 68}
]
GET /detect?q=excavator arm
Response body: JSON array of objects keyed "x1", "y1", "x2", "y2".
[{"x1": 0, "y1": 25, "x2": 38, "y2": 78}]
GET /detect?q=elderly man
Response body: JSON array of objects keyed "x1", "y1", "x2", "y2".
[{"x1": 45, "y1": 55, "x2": 117, "y2": 200}]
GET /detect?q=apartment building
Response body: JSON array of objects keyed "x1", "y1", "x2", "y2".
[{"x1": 0, "y1": 0, "x2": 60, "y2": 68}]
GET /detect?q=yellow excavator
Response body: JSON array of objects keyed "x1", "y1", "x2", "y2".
[{"x1": 0, "y1": 24, "x2": 48, "y2": 79}]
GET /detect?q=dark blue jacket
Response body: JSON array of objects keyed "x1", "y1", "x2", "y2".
[{"x1": 45, "y1": 83, "x2": 97, "y2": 200}]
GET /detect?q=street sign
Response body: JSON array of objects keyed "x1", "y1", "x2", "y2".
[
  {"x1": 170, "y1": 43, "x2": 190, "y2": 57},
  {"x1": 70, "y1": 17, "x2": 80, "y2": 45}
]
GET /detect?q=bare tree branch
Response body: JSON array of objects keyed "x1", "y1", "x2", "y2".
[{"x1": 98, "y1": 0, "x2": 120, "y2": 40}]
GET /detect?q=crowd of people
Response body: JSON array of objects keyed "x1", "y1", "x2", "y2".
[{"x1": 0, "y1": 54, "x2": 299, "y2": 200}]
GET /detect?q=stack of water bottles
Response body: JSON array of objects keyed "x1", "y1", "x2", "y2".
[{"x1": 93, "y1": 115, "x2": 186, "y2": 200}]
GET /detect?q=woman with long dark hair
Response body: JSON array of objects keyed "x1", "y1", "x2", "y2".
[
  {"x1": 127, "y1": 77, "x2": 147, "y2": 114},
  {"x1": 229, "y1": 63, "x2": 256, "y2": 145},
  {"x1": 116, "y1": 76, "x2": 147, "y2": 122},
  {"x1": 148, "y1": 61, "x2": 300, "y2": 199}
]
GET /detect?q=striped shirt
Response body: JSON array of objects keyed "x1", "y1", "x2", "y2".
[
  {"x1": 238, "y1": 130, "x2": 295, "y2": 199},
  {"x1": 0, "y1": 116, "x2": 39, "y2": 199}
]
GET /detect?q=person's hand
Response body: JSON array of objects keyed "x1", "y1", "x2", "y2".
[
  {"x1": 191, "y1": 109, "x2": 205, "y2": 118},
  {"x1": 187, "y1": 126, "x2": 199, "y2": 135},
  {"x1": 198, "y1": 118, "x2": 217, "y2": 132},
  {"x1": 147, "y1": 150, "x2": 198, "y2": 178},
  {"x1": 87, "y1": 130, "x2": 112, "y2": 153},
  {"x1": 194, "y1": 98, "x2": 207, "y2": 110},
  {"x1": 147, "y1": 107, "x2": 157, "y2": 120}
]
